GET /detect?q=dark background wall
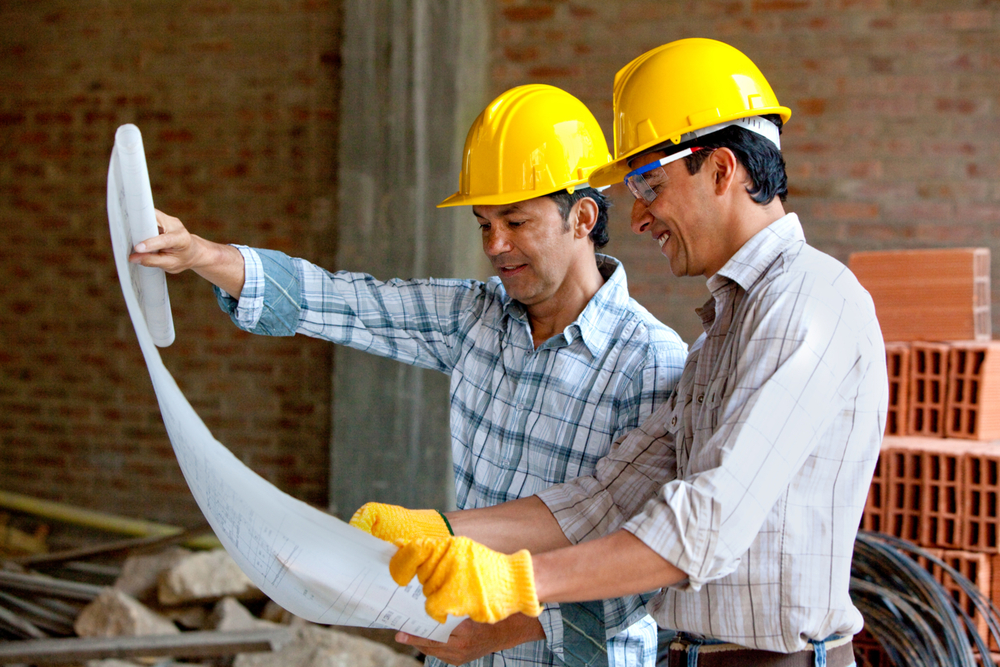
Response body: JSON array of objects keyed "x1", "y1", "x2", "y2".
[
  {"x1": 0, "y1": 1, "x2": 341, "y2": 525},
  {"x1": 490, "y1": 0, "x2": 1000, "y2": 341},
  {"x1": 1, "y1": 0, "x2": 998, "y2": 527}
]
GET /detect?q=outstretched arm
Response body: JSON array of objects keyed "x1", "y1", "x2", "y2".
[{"x1": 129, "y1": 209, "x2": 246, "y2": 298}]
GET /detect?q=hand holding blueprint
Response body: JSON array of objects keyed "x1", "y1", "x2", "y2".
[{"x1": 106, "y1": 124, "x2": 462, "y2": 641}]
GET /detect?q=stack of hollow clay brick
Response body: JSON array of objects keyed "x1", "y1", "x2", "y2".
[{"x1": 852, "y1": 248, "x2": 1000, "y2": 663}]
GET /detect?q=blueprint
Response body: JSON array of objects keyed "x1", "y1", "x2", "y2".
[{"x1": 106, "y1": 126, "x2": 462, "y2": 642}]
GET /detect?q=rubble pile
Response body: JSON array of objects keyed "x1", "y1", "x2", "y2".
[{"x1": 0, "y1": 536, "x2": 423, "y2": 667}]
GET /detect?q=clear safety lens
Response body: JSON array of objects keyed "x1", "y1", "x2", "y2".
[{"x1": 623, "y1": 147, "x2": 700, "y2": 205}]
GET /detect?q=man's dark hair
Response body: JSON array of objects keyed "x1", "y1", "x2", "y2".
[
  {"x1": 546, "y1": 186, "x2": 611, "y2": 249},
  {"x1": 683, "y1": 114, "x2": 787, "y2": 205}
]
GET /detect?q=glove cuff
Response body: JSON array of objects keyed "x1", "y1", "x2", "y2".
[
  {"x1": 411, "y1": 509, "x2": 453, "y2": 540},
  {"x1": 508, "y1": 549, "x2": 543, "y2": 618}
]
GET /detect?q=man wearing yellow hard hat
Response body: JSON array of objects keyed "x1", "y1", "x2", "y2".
[
  {"x1": 381, "y1": 38, "x2": 887, "y2": 667},
  {"x1": 131, "y1": 84, "x2": 687, "y2": 666}
]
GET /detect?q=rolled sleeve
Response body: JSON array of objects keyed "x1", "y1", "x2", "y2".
[{"x1": 214, "y1": 245, "x2": 300, "y2": 335}]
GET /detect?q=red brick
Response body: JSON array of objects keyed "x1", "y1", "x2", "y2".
[
  {"x1": 946, "y1": 343, "x2": 1000, "y2": 441},
  {"x1": 502, "y1": 6, "x2": 555, "y2": 22},
  {"x1": 909, "y1": 342, "x2": 951, "y2": 438},
  {"x1": 884, "y1": 436, "x2": 966, "y2": 549},
  {"x1": 860, "y1": 440, "x2": 893, "y2": 533},
  {"x1": 885, "y1": 342, "x2": 910, "y2": 436},
  {"x1": 929, "y1": 549, "x2": 992, "y2": 643},
  {"x1": 849, "y1": 248, "x2": 992, "y2": 343},
  {"x1": 963, "y1": 442, "x2": 1000, "y2": 553}
]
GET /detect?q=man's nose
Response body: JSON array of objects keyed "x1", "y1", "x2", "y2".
[
  {"x1": 484, "y1": 227, "x2": 513, "y2": 256},
  {"x1": 630, "y1": 199, "x2": 652, "y2": 235}
]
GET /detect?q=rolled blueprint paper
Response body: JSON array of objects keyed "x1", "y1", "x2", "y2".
[
  {"x1": 105, "y1": 126, "x2": 462, "y2": 641},
  {"x1": 107, "y1": 123, "x2": 175, "y2": 347}
]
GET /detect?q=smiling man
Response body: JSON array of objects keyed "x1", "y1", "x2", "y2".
[
  {"x1": 130, "y1": 84, "x2": 687, "y2": 667},
  {"x1": 381, "y1": 39, "x2": 888, "y2": 667}
]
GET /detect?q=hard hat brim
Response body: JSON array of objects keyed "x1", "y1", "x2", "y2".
[{"x1": 436, "y1": 177, "x2": 592, "y2": 208}]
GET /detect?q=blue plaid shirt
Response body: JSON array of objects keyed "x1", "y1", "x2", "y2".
[{"x1": 216, "y1": 247, "x2": 687, "y2": 667}]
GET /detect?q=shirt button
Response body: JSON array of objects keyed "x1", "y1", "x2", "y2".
[
  {"x1": 670, "y1": 416, "x2": 677, "y2": 426},
  {"x1": 697, "y1": 394, "x2": 704, "y2": 404},
  {"x1": 516, "y1": 403, "x2": 524, "y2": 411}
]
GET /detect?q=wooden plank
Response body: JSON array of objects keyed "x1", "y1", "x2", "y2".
[
  {"x1": 0, "y1": 628, "x2": 294, "y2": 663},
  {"x1": 0, "y1": 570, "x2": 104, "y2": 601},
  {"x1": 15, "y1": 523, "x2": 214, "y2": 568}
]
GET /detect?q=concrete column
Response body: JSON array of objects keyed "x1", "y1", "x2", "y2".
[{"x1": 331, "y1": 0, "x2": 490, "y2": 517}]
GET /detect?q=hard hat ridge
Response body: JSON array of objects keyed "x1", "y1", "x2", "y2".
[
  {"x1": 438, "y1": 84, "x2": 612, "y2": 208},
  {"x1": 590, "y1": 38, "x2": 791, "y2": 188}
]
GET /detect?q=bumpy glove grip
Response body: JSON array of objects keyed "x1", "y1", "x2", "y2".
[
  {"x1": 390, "y1": 536, "x2": 542, "y2": 624},
  {"x1": 349, "y1": 502, "x2": 453, "y2": 543}
]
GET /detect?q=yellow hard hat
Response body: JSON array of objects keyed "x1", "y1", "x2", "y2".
[
  {"x1": 437, "y1": 84, "x2": 611, "y2": 208},
  {"x1": 589, "y1": 38, "x2": 792, "y2": 188}
]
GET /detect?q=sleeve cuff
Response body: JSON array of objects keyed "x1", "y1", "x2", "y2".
[
  {"x1": 537, "y1": 480, "x2": 626, "y2": 546},
  {"x1": 622, "y1": 485, "x2": 724, "y2": 592},
  {"x1": 214, "y1": 246, "x2": 301, "y2": 336},
  {"x1": 214, "y1": 245, "x2": 266, "y2": 330}
]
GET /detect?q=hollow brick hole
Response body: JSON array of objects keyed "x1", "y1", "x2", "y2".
[{"x1": 907, "y1": 515, "x2": 920, "y2": 541}]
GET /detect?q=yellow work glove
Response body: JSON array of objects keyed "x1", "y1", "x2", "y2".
[
  {"x1": 349, "y1": 502, "x2": 453, "y2": 543},
  {"x1": 390, "y1": 536, "x2": 542, "y2": 624}
]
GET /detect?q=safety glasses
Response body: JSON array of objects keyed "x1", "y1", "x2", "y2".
[{"x1": 624, "y1": 147, "x2": 702, "y2": 205}]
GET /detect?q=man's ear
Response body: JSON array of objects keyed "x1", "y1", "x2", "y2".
[
  {"x1": 572, "y1": 197, "x2": 599, "y2": 240},
  {"x1": 707, "y1": 147, "x2": 740, "y2": 196}
]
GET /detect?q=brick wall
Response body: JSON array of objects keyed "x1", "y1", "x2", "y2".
[
  {"x1": 3, "y1": 1, "x2": 999, "y2": 527},
  {"x1": 0, "y1": 2, "x2": 341, "y2": 525},
  {"x1": 491, "y1": 0, "x2": 1000, "y2": 343}
]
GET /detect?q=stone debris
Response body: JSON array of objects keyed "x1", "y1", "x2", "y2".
[
  {"x1": 161, "y1": 603, "x2": 210, "y2": 630},
  {"x1": 158, "y1": 548, "x2": 262, "y2": 606},
  {"x1": 209, "y1": 596, "x2": 283, "y2": 632},
  {"x1": 234, "y1": 624, "x2": 422, "y2": 667},
  {"x1": 113, "y1": 546, "x2": 191, "y2": 603},
  {"x1": 1, "y1": 537, "x2": 425, "y2": 665},
  {"x1": 74, "y1": 588, "x2": 180, "y2": 638}
]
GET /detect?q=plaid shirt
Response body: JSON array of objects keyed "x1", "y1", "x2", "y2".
[
  {"x1": 216, "y1": 249, "x2": 688, "y2": 667},
  {"x1": 539, "y1": 214, "x2": 887, "y2": 654}
]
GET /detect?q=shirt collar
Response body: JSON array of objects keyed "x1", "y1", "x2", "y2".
[
  {"x1": 707, "y1": 212, "x2": 804, "y2": 295},
  {"x1": 500, "y1": 254, "x2": 629, "y2": 357}
]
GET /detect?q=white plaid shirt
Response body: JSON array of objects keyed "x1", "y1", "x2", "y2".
[
  {"x1": 539, "y1": 214, "x2": 887, "y2": 654},
  {"x1": 217, "y1": 250, "x2": 688, "y2": 666}
]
